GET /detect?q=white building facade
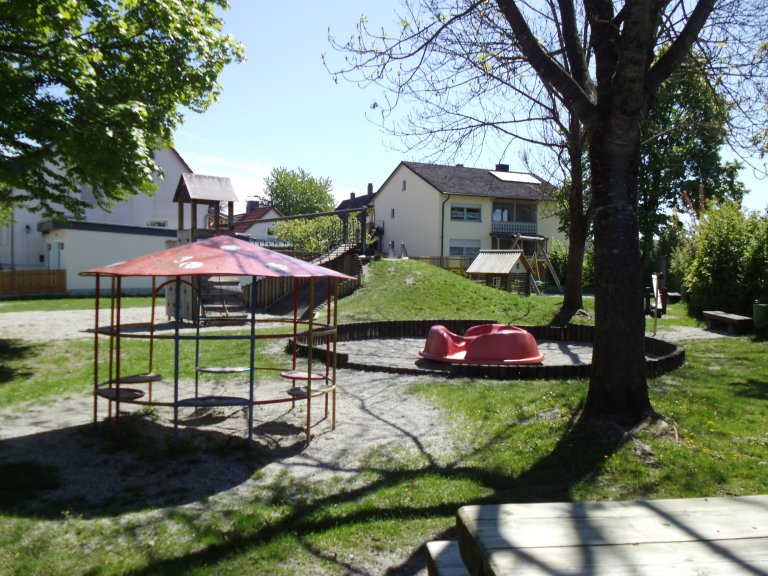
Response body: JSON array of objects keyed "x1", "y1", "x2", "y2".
[
  {"x1": 372, "y1": 162, "x2": 565, "y2": 259},
  {"x1": 0, "y1": 148, "x2": 209, "y2": 294}
]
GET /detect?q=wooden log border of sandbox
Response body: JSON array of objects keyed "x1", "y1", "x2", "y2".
[{"x1": 287, "y1": 320, "x2": 685, "y2": 380}]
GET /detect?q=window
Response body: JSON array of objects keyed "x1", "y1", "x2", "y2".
[
  {"x1": 492, "y1": 277, "x2": 502, "y2": 288},
  {"x1": 402, "y1": 179, "x2": 407, "y2": 191},
  {"x1": 146, "y1": 218, "x2": 169, "y2": 228},
  {"x1": 492, "y1": 203, "x2": 536, "y2": 223},
  {"x1": 516, "y1": 203, "x2": 537, "y2": 223},
  {"x1": 492, "y1": 207, "x2": 509, "y2": 222},
  {"x1": 449, "y1": 239, "x2": 481, "y2": 257},
  {"x1": 390, "y1": 208, "x2": 395, "y2": 219},
  {"x1": 450, "y1": 204, "x2": 482, "y2": 222}
]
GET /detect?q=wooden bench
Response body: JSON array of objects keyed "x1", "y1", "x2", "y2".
[
  {"x1": 426, "y1": 540, "x2": 470, "y2": 576},
  {"x1": 702, "y1": 310, "x2": 753, "y2": 335},
  {"x1": 454, "y1": 496, "x2": 768, "y2": 575}
]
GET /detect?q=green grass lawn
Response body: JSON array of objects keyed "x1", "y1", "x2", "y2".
[{"x1": 0, "y1": 259, "x2": 765, "y2": 575}]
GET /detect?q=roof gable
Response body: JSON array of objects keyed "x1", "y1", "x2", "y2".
[
  {"x1": 233, "y1": 205, "x2": 281, "y2": 233},
  {"x1": 173, "y1": 173, "x2": 239, "y2": 205},
  {"x1": 336, "y1": 192, "x2": 377, "y2": 211},
  {"x1": 466, "y1": 250, "x2": 534, "y2": 275}
]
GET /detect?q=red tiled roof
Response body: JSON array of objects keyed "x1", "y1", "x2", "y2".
[{"x1": 233, "y1": 205, "x2": 279, "y2": 233}]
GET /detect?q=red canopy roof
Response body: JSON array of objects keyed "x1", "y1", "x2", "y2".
[{"x1": 80, "y1": 236, "x2": 356, "y2": 279}]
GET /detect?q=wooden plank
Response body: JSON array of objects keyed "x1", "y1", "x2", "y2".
[
  {"x1": 457, "y1": 496, "x2": 768, "y2": 576},
  {"x1": 485, "y1": 537, "x2": 768, "y2": 575},
  {"x1": 463, "y1": 512, "x2": 766, "y2": 551},
  {"x1": 426, "y1": 541, "x2": 470, "y2": 576},
  {"x1": 703, "y1": 310, "x2": 751, "y2": 323},
  {"x1": 460, "y1": 496, "x2": 768, "y2": 524}
]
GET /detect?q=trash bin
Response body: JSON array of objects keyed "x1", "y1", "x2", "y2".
[{"x1": 754, "y1": 302, "x2": 768, "y2": 330}]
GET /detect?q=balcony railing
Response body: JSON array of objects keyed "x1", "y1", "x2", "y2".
[{"x1": 491, "y1": 221, "x2": 537, "y2": 236}]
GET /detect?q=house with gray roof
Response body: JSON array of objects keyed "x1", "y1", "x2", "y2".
[{"x1": 371, "y1": 161, "x2": 565, "y2": 260}]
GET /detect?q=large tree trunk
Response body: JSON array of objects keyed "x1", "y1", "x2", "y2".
[
  {"x1": 581, "y1": 121, "x2": 655, "y2": 426},
  {"x1": 563, "y1": 219, "x2": 586, "y2": 311},
  {"x1": 562, "y1": 119, "x2": 587, "y2": 312}
]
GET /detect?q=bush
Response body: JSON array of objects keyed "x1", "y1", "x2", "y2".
[
  {"x1": 548, "y1": 240, "x2": 568, "y2": 284},
  {"x1": 685, "y1": 202, "x2": 765, "y2": 315},
  {"x1": 669, "y1": 231, "x2": 695, "y2": 294},
  {"x1": 742, "y1": 211, "x2": 768, "y2": 304},
  {"x1": 546, "y1": 240, "x2": 595, "y2": 289},
  {"x1": 582, "y1": 242, "x2": 595, "y2": 289}
]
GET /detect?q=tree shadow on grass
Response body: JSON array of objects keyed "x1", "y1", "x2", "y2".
[
  {"x1": 0, "y1": 338, "x2": 36, "y2": 384},
  {"x1": 0, "y1": 367, "x2": 626, "y2": 574},
  {"x1": 731, "y1": 378, "x2": 768, "y2": 400},
  {"x1": 0, "y1": 410, "x2": 309, "y2": 519},
  {"x1": 105, "y1": 404, "x2": 626, "y2": 575}
]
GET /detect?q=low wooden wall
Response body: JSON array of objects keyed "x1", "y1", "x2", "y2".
[
  {"x1": 0, "y1": 270, "x2": 67, "y2": 297},
  {"x1": 292, "y1": 321, "x2": 685, "y2": 380}
]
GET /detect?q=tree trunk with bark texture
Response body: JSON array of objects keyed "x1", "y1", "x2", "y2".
[
  {"x1": 581, "y1": 119, "x2": 655, "y2": 425},
  {"x1": 562, "y1": 120, "x2": 588, "y2": 312}
]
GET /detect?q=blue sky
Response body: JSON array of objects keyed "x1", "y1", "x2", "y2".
[{"x1": 172, "y1": 1, "x2": 767, "y2": 213}]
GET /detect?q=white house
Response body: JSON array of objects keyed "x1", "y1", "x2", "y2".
[
  {"x1": 372, "y1": 162, "x2": 565, "y2": 259},
  {"x1": 0, "y1": 148, "x2": 210, "y2": 294},
  {"x1": 232, "y1": 201, "x2": 283, "y2": 242}
]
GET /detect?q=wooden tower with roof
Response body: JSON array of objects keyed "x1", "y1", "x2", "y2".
[
  {"x1": 173, "y1": 173, "x2": 239, "y2": 242},
  {"x1": 169, "y1": 173, "x2": 242, "y2": 321}
]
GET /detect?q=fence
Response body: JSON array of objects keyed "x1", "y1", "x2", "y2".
[
  {"x1": 0, "y1": 270, "x2": 67, "y2": 297},
  {"x1": 245, "y1": 252, "x2": 363, "y2": 310}
]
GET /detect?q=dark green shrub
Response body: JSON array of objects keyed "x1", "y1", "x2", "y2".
[
  {"x1": 742, "y1": 211, "x2": 768, "y2": 305},
  {"x1": 545, "y1": 240, "x2": 594, "y2": 290},
  {"x1": 685, "y1": 202, "x2": 760, "y2": 315},
  {"x1": 548, "y1": 240, "x2": 568, "y2": 284}
]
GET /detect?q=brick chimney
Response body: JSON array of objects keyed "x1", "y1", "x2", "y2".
[
  {"x1": 350, "y1": 192, "x2": 356, "y2": 201},
  {"x1": 367, "y1": 183, "x2": 373, "y2": 196}
]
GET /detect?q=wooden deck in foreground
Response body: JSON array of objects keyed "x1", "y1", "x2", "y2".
[{"x1": 455, "y1": 495, "x2": 768, "y2": 575}]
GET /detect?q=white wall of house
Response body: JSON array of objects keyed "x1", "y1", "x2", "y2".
[
  {"x1": 47, "y1": 228, "x2": 175, "y2": 293},
  {"x1": 0, "y1": 148, "x2": 208, "y2": 292},
  {"x1": 239, "y1": 207, "x2": 281, "y2": 241},
  {"x1": 442, "y1": 196, "x2": 494, "y2": 256},
  {"x1": 373, "y1": 165, "x2": 442, "y2": 257},
  {"x1": 0, "y1": 207, "x2": 47, "y2": 271},
  {"x1": 372, "y1": 164, "x2": 567, "y2": 260},
  {"x1": 536, "y1": 200, "x2": 566, "y2": 245},
  {"x1": 79, "y1": 148, "x2": 193, "y2": 230}
]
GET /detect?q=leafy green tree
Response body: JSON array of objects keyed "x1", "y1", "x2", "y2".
[
  {"x1": 639, "y1": 57, "x2": 746, "y2": 266},
  {"x1": 272, "y1": 215, "x2": 373, "y2": 255},
  {"x1": 331, "y1": 0, "x2": 768, "y2": 426},
  {"x1": 0, "y1": 0, "x2": 243, "y2": 221},
  {"x1": 260, "y1": 167, "x2": 335, "y2": 216}
]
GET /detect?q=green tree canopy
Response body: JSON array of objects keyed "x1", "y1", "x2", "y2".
[
  {"x1": 639, "y1": 57, "x2": 746, "y2": 263},
  {"x1": 272, "y1": 214, "x2": 373, "y2": 255},
  {"x1": 260, "y1": 167, "x2": 335, "y2": 216},
  {"x1": 0, "y1": 0, "x2": 243, "y2": 220}
]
